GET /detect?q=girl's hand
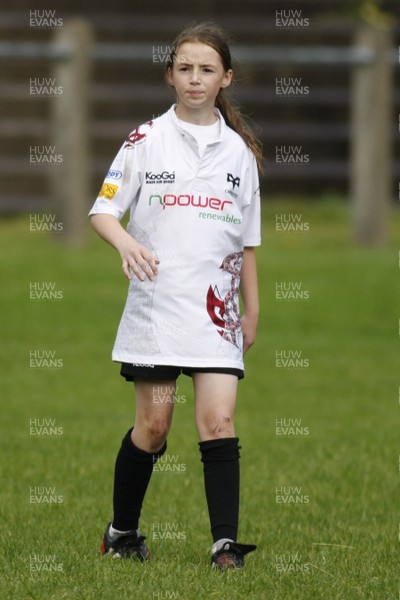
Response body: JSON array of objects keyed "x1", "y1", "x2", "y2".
[
  {"x1": 118, "y1": 239, "x2": 160, "y2": 281},
  {"x1": 241, "y1": 313, "x2": 258, "y2": 354},
  {"x1": 89, "y1": 214, "x2": 160, "y2": 282}
]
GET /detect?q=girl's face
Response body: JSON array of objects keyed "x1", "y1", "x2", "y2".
[{"x1": 167, "y1": 41, "x2": 232, "y2": 117}]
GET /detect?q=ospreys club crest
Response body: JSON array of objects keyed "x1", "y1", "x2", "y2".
[{"x1": 206, "y1": 252, "x2": 243, "y2": 348}]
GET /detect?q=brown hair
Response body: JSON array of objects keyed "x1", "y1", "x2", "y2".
[{"x1": 165, "y1": 22, "x2": 264, "y2": 173}]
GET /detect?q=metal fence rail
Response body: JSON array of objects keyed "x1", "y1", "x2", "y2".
[{"x1": 0, "y1": 41, "x2": 379, "y2": 65}]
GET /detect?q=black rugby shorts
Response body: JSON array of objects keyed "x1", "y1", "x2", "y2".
[{"x1": 120, "y1": 363, "x2": 244, "y2": 381}]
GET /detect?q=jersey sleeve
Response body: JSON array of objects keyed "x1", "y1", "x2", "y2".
[
  {"x1": 88, "y1": 123, "x2": 151, "y2": 221},
  {"x1": 242, "y1": 155, "x2": 261, "y2": 247}
]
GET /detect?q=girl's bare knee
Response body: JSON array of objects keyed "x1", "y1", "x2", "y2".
[
  {"x1": 200, "y1": 414, "x2": 235, "y2": 439},
  {"x1": 133, "y1": 416, "x2": 170, "y2": 451},
  {"x1": 146, "y1": 417, "x2": 170, "y2": 442}
]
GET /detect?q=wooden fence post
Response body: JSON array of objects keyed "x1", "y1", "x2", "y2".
[
  {"x1": 50, "y1": 19, "x2": 93, "y2": 245},
  {"x1": 350, "y1": 22, "x2": 394, "y2": 246}
]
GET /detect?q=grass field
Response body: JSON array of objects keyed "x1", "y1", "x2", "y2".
[{"x1": 0, "y1": 199, "x2": 398, "y2": 600}]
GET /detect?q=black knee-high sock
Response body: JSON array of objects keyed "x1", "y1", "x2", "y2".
[
  {"x1": 112, "y1": 428, "x2": 166, "y2": 532},
  {"x1": 199, "y1": 437, "x2": 240, "y2": 542}
]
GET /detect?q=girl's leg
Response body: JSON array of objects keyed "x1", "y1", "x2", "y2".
[
  {"x1": 112, "y1": 379, "x2": 176, "y2": 532},
  {"x1": 132, "y1": 379, "x2": 176, "y2": 452},
  {"x1": 194, "y1": 372, "x2": 237, "y2": 440},
  {"x1": 193, "y1": 373, "x2": 240, "y2": 543}
]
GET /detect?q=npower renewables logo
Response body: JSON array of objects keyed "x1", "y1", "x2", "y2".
[{"x1": 148, "y1": 193, "x2": 233, "y2": 211}]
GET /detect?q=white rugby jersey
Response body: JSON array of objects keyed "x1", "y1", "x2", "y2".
[{"x1": 89, "y1": 105, "x2": 261, "y2": 370}]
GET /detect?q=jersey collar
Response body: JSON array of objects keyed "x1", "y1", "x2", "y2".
[{"x1": 168, "y1": 104, "x2": 227, "y2": 143}]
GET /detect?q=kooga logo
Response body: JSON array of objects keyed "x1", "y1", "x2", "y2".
[{"x1": 146, "y1": 171, "x2": 175, "y2": 184}]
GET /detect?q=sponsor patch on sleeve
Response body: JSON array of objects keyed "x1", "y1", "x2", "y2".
[
  {"x1": 98, "y1": 183, "x2": 119, "y2": 200},
  {"x1": 106, "y1": 169, "x2": 122, "y2": 180}
]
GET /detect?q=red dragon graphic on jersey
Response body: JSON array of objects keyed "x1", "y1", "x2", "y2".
[
  {"x1": 206, "y1": 251, "x2": 243, "y2": 348},
  {"x1": 124, "y1": 120, "x2": 154, "y2": 148}
]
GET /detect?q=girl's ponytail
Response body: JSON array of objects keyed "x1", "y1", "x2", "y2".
[{"x1": 216, "y1": 92, "x2": 264, "y2": 174}]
